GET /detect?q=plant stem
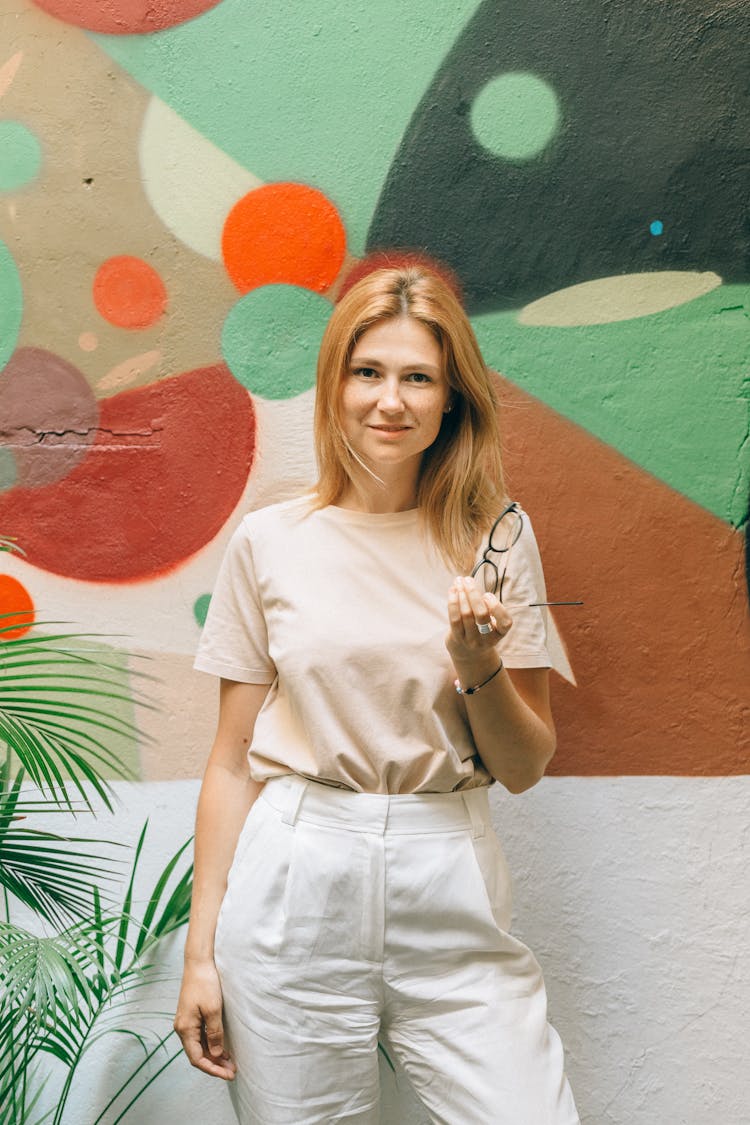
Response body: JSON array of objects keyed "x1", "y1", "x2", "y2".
[{"x1": 111, "y1": 1048, "x2": 183, "y2": 1125}]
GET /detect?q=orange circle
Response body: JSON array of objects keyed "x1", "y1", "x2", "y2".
[
  {"x1": 222, "y1": 183, "x2": 347, "y2": 294},
  {"x1": 93, "y1": 256, "x2": 167, "y2": 329},
  {"x1": 0, "y1": 574, "x2": 35, "y2": 639}
]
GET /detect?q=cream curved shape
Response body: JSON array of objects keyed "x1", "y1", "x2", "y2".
[
  {"x1": 519, "y1": 271, "x2": 722, "y2": 327},
  {"x1": 138, "y1": 96, "x2": 263, "y2": 261}
]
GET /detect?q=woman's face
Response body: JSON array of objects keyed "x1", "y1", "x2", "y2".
[{"x1": 340, "y1": 316, "x2": 451, "y2": 476}]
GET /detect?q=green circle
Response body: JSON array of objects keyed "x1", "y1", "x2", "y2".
[
  {"x1": 193, "y1": 594, "x2": 211, "y2": 627},
  {"x1": 0, "y1": 122, "x2": 42, "y2": 191},
  {"x1": 471, "y1": 72, "x2": 560, "y2": 160},
  {"x1": 221, "y1": 284, "x2": 331, "y2": 400},
  {"x1": 0, "y1": 241, "x2": 22, "y2": 370}
]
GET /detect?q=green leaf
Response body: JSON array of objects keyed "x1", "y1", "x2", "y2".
[{"x1": 0, "y1": 825, "x2": 123, "y2": 925}]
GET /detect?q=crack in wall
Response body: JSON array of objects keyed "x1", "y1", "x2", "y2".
[{"x1": 0, "y1": 426, "x2": 163, "y2": 449}]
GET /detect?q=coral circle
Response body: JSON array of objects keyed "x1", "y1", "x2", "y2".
[
  {"x1": 30, "y1": 0, "x2": 222, "y2": 34},
  {"x1": 93, "y1": 256, "x2": 167, "y2": 330}
]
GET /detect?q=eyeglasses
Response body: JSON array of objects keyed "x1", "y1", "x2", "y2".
[{"x1": 471, "y1": 503, "x2": 583, "y2": 609}]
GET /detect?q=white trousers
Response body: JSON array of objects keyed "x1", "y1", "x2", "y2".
[{"x1": 214, "y1": 774, "x2": 580, "y2": 1125}]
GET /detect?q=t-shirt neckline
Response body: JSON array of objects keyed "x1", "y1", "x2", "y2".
[{"x1": 322, "y1": 504, "x2": 421, "y2": 527}]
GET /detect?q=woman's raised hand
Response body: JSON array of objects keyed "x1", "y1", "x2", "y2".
[
  {"x1": 446, "y1": 575, "x2": 512, "y2": 662},
  {"x1": 174, "y1": 959, "x2": 236, "y2": 1081}
]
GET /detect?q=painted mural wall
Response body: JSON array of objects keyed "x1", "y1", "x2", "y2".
[{"x1": 0, "y1": 0, "x2": 748, "y2": 1121}]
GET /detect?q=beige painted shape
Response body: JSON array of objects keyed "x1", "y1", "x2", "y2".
[
  {"x1": 0, "y1": 4, "x2": 237, "y2": 392},
  {"x1": 135, "y1": 650, "x2": 219, "y2": 781},
  {"x1": 97, "y1": 348, "x2": 161, "y2": 391},
  {"x1": 519, "y1": 271, "x2": 722, "y2": 326},
  {"x1": 0, "y1": 50, "x2": 23, "y2": 98},
  {"x1": 140, "y1": 97, "x2": 263, "y2": 261}
]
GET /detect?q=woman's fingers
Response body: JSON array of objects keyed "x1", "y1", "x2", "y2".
[
  {"x1": 174, "y1": 968, "x2": 236, "y2": 1081},
  {"x1": 176, "y1": 1010, "x2": 236, "y2": 1079},
  {"x1": 447, "y1": 576, "x2": 513, "y2": 646},
  {"x1": 203, "y1": 1008, "x2": 226, "y2": 1059},
  {"x1": 199, "y1": 1018, "x2": 237, "y2": 1079}
]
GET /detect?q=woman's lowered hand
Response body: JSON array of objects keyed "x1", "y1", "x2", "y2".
[{"x1": 174, "y1": 958, "x2": 236, "y2": 1081}]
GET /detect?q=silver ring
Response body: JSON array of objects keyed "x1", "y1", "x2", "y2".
[{"x1": 476, "y1": 621, "x2": 493, "y2": 635}]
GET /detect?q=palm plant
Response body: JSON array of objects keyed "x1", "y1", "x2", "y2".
[{"x1": 0, "y1": 544, "x2": 194, "y2": 1124}]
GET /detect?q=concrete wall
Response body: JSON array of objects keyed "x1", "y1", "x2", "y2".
[{"x1": 1, "y1": 1, "x2": 748, "y2": 1121}]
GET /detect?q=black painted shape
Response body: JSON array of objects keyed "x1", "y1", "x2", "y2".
[{"x1": 366, "y1": 0, "x2": 750, "y2": 313}]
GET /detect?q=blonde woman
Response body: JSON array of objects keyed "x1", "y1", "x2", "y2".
[{"x1": 174, "y1": 266, "x2": 580, "y2": 1124}]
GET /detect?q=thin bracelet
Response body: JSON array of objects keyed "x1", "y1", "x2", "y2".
[{"x1": 454, "y1": 660, "x2": 503, "y2": 695}]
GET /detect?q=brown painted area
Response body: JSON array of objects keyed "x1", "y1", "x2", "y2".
[
  {"x1": 0, "y1": 347, "x2": 98, "y2": 486},
  {"x1": 496, "y1": 376, "x2": 749, "y2": 775},
  {"x1": 0, "y1": 4, "x2": 236, "y2": 393}
]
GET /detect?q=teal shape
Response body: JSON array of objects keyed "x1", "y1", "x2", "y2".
[
  {"x1": 222, "y1": 284, "x2": 330, "y2": 400},
  {"x1": 0, "y1": 241, "x2": 22, "y2": 371},
  {"x1": 91, "y1": 0, "x2": 479, "y2": 255},
  {"x1": 193, "y1": 593, "x2": 211, "y2": 627},
  {"x1": 0, "y1": 122, "x2": 42, "y2": 192},
  {"x1": 473, "y1": 283, "x2": 750, "y2": 527}
]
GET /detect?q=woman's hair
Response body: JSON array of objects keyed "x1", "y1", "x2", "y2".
[{"x1": 312, "y1": 265, "x2": 506, "y2": 571}]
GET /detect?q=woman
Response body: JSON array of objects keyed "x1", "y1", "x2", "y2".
[{"x1": 174, "y1": 266, "x2": 580, "y2": 1124}]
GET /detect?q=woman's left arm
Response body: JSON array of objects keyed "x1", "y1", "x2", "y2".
[{"x1": 447, "y1": 575, "x2": 556, "y2": 794}]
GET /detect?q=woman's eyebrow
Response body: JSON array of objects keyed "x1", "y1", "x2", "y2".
[{"x1": 350, "y1": 354, "x2": 440, "y2": 373}]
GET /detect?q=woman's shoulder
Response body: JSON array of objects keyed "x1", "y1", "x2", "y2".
[{"x1": 237, "y1": 494, "x2": 314, "y2": 535}]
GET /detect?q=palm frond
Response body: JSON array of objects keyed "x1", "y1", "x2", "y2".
[
  {"x1": 0, "y1": 765, "x2": 124, "y2": 925},
  {"x1": 0, "y1": 628, "x2": 154, "y2": 812},
  {"x1": 0, "y1": 828, "x2": 123, "y2": 926},
  {"x1": 25, "y1": 828, "x2": 192, "y2": 1120},
  {"x1": 0, "y1": 920, "x2": 114, "y2": 1028},
  {"x1": 0, "y1": 539, "x2": 24, "y2": 557}
]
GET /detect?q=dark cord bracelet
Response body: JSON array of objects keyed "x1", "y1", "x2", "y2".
[{"x1": 454, "y1": 660, "x2": 503, "y2": 695}]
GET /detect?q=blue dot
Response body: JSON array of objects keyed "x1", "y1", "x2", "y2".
[{"x1": 650, "y1": 220, "x2": 664, "y2": 236}]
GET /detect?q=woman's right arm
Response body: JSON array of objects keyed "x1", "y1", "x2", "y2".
[{"x1": 174, "y1": 677, "x2": 271, "y2": 1080}]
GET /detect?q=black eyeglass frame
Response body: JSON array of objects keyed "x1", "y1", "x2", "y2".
[{"x1": 470, "y1": 502, "x2": 524, "y2": 604}]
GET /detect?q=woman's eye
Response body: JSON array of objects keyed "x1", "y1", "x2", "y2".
[
  {"x1": 408, "y1": 371, "x2": 432, "y2": 383},
  {"x1": 352, "y1": 366, "x2": 378, "y2": 379}
]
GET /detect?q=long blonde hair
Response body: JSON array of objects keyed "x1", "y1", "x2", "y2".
[{"x1": 312, "y1": 266, "x2": 505, "y2": 570}]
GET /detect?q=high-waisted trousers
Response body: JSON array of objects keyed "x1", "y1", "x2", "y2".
[{"x1": 213, "y1": 773, "x2": 580, "y2": 1125}]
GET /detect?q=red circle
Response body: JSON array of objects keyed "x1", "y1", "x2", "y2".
[
  {"x1": 93, "y1": 256, "x2": 167, "y2": 330},
  {"x1": 0, "y1": 364, "x2": 256, "y2": 583},
  {"x1": 0, "y1": 574, "x2": 35, "y2": 639},
  {"x1": 30, "y1": 0, "x2": 222, "y2": 34},
  {"x1": 222, "y1": 183, "x2": 347, "y2": 294}
]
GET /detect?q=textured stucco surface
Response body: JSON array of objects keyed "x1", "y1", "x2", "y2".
[
  {"x1": 21, "y1": 779, "x2": 750, "y2": 1125},
  {"x1": 1, "y1": 0, "x2": 748, "y2": 1120}
]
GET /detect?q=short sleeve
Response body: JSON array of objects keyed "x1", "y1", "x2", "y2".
[
  {"x1": 495, "y1": 509, "x2": 552, "y2": 669},
  {"x1": 193, "y1": 520, "x2": 276, "y2": 684}
]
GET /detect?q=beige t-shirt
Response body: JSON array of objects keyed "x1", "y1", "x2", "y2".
[{"x1": 194, "y1": 497, "x2": 551, "y2": 793}]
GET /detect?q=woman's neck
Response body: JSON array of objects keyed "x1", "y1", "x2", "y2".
[{"x1": 336, "y1": 467, "x2": 420, "y2": 513}]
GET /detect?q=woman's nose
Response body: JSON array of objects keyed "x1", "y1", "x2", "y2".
[{"x1": 377, "y1": 378, "x2": 404, "y2": 412}]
